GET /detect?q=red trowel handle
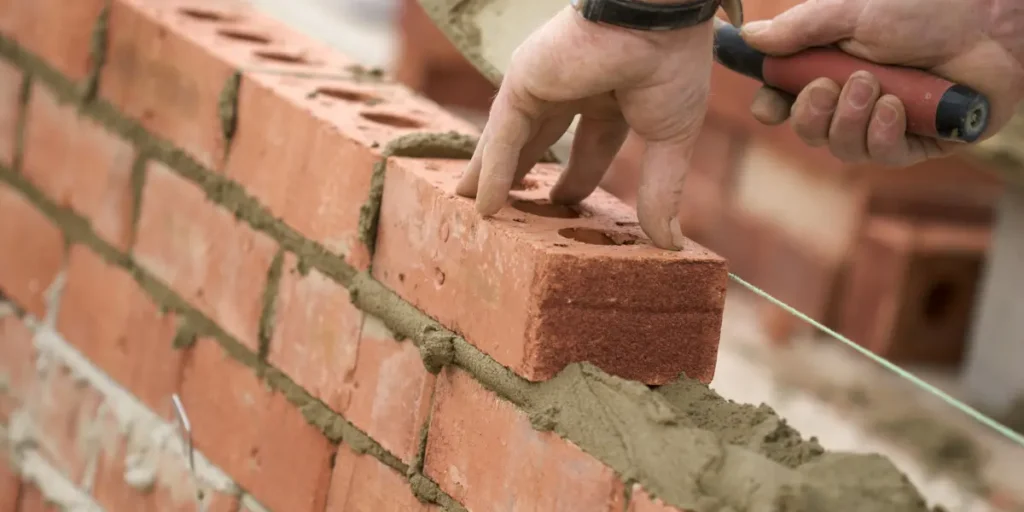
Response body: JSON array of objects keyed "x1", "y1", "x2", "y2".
[{"x1": 713, "y1": 22, "x2": 990, "y2": 143}]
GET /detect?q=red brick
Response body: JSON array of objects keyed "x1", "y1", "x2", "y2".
[
  {"x1": 178, "y1": 337, "x2": 336, "y2": 512},
  {"x1": 13, "y1": 483, "x2": 58, "y2": 512},
  {"x1": 838, "y1": 216, "x2": 989, "y2": 365},
  {"x1": 98, "y1": 0, "x2": 237, "y2": 169},
  {"x1": 0, "y1": 60, "x2": 22, "y2": 167},
  {"x1": 91, "y1": 407, "x2": 241, "y2": 512},
  {"x1": 25, "y1": 363, "x2": 103, "y2": 484},
  {"x1": 134, "y1": 161, "x2": 277, "y2": 351},
  {"x1": 0, "y1": 0, "x2": 106, "y2": 81},
  {"x1": 98, "y1": 0, "x2": 356, "y2": 170},
  {"x1": 628, "y1": 485, "x2": 682, "y2": 512},
  {"x1": 0, "y1": 454, "x2": 20, "y2": 512},
  {"x1": 267, "y1": 254, "x2": 364, "y2": 412},
  {"x1": 56, "y1": 245, "x2": 182, "y2": 415},
  {"x1": 22, "y1": 83, "x2": 136, "y2": 250},
  {"x1": 268, "y1": 254, "x2": 434, "y2": 463},
  {"x1": 0, "y1": 314, "x2": 35, "y2": 420},
  {"x1": 424, "y1": 367, "x2": 625, "y2": 512},
  {"x1": 326, "y1": 444, "x2": 438, "y2": 512},
  {"x1": 225, "y1": 72, "x2": 477, "y2": 269},
  {"x1": 373, "y1": 158, "x2": 728, "y2": 384},
  {"x1": 0, "y1": 184, "x2": 64, "y2": 319}
]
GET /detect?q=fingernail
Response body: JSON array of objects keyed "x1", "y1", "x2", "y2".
[
  {"x1": 740, "y1": 20, "x2": 770, "y2": 36},
  {"x1": 847, "y1": 78, "x2": 873, "y2": 110},
  {"x1": 808, "y1": 86, "x2": 838, "y2": 114},
  {"x1": 876, "y1": 102, "x2": 898, "y2": 126},
  {"x1": 669, "y1": 216, "x2": 686, "y2": 250}
]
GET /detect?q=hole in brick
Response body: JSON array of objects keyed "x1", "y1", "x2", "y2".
[
  {"x1": 923, "y1": 281, "x2": 956, "y2": 323},
  {"x1": 254, "y1": 49, "x2": 308, "y2": 64},
  {"x1": 511, "y1": 200, "x2": 580, "y2": 219},
  {"x1": 314, "y1": 86, "x2": 379, "y2": 104},
  {"x1": 558, "y1": 228, "x2": 639, "y2": 246},
  {"x1": 512, "y1": 177, "x2": 539, "y2": 191},
  {"x1": 218, "y1": 28, "x2": 272, "y2": 45},
  {"x1": 178, "y1": 7, "x2": 230, "y2": 21},
  {"x1": 360, "y1": 111, "x2": 423, "y2": 129}
]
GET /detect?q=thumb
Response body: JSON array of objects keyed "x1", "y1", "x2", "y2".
[{"x1": 740, "y1": 0, "x2": 860, "y2": 56}]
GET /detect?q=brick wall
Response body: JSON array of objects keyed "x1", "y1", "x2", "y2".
[{"x1": 0, "y1": 1, "x2": 939, "y2": 511}]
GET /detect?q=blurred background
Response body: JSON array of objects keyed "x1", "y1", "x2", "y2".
[{"x1": 244, "y1": 0, "x2": 1023, "y2": 509}]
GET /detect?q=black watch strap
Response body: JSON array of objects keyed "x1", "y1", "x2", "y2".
[{"x1": 572, "y1": 0, "x2": 723, "y2": 31}]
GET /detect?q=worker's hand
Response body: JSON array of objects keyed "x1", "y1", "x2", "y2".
[
  {"x1": 455, "y1": 6, "x2": 714, "y2": 250},
  {"x1": 742, "y1": 0, "x2": 1024, "y2": 167}
]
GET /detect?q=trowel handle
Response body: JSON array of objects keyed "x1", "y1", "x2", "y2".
[{"x1": 712, "y1": 22, "x2": 990, "y2": 143}]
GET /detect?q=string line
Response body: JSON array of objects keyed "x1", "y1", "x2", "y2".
[{"x1": 728, "y1": 272, "x2": 1024, "y2": 447}]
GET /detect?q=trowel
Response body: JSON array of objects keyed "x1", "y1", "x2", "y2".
[{"x1": 415, "y1": 0, "x2": 991, "y2": 156}]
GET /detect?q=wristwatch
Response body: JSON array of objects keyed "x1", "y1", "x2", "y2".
[{"x1": 570, "y1": 0, "x2": 739, "y2": 31}]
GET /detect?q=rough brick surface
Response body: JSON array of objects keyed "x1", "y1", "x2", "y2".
[
  {"x1": 0, "y1": 313, "x2": 34, "y2": 420},
  {"x1": 57, "y1": 245, "x2": 183, "y2": 415},
  {"x1": 374, "y1": 158, "x2": 728, "y2": 384},
  {"x1": 326, "y1": 444, "x2": 438, "y2": 512},
  {"x1": 0, "y1": 59, "x2": 21, "y2": 167},
  {"x1": 0, "y1": 184, "x2": 64, "y2": 319},
  {"x1": 22, "y1": 83, "x2": 136, "y2": 250},
  {"x1": 179, "y1": 337, "x2": 336, "y2": 512},
  {"x1": 269, "y1": 254, "x2": 434, "y2": 464},
  {"x1": 135, "y1": 161, "x2": 278, "y2": 351},
  {"x1": 0, "y1": 0, "x2": 106, "y2": 81},
  {"x1": 425, "y1": 367, "x2": 625, "y2": 512}
]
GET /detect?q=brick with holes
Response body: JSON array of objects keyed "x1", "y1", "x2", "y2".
[
  {"x1": 22, "y1": 83, "x2": 136, "y2": 250},
  {"x1": 326, "y1": 444, "x2": 438, "y2": 512},
  {"x1": 56, "y1": 245, "x2": 183, "y2": 415},
  {"x1": 838, "y1": 215, "x2": 990, "y2": 365},
  {"x1": 268, "y1": 253, "x2": 434, "y2": 464},
  {"x1": 98, "y1": 0, "x2": 367, "y2": 171},
  {"x1": 424, "y1": 367, "x2": 625, "y2": 511},
  {"x1": 0, "y1": 183, "x2": 64, "y2": 319},
  {"x1": 224, "y1": 68, "x2": 477, "y2": 268},
  {"x1": 134, "y1": 160, "x2": 278, "y2": 351},
  {"x1": 373, "y1": 158, "x2": 728, "y2": 384},
  {"x1": 178, "y1": 337, "x2": 336, "y2": 512}
]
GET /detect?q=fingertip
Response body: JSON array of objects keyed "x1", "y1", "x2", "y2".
[
  {"x1": 867, "y1": 95, "x2": 911, "y2": 166},
  {"x1": 750, "y1": 87, "x2": 792, "y2": 126}
]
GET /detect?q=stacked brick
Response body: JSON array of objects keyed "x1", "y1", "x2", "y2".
[{"x1": 0, "y1": 0, "x2": 761, "y2": 510}]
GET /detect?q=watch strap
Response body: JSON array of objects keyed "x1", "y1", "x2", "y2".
[{"x1": 573, "y1": 0, "x2": 723, "y2": 31}]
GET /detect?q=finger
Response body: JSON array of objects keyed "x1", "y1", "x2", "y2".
[
  {"x1": 828, "y1": 71, "x2": 881, "y2": 162},
  {"x1": 750, "y1": 86, "x2": 794, "y2": 126},
  {"x1": 512, "y1": 113, "x2": 575, "y2": 189},
  {"x1": 475, "y1": 92, "x2": 536, "y2": 216},
  {"x1": 455, "y1": 127, "x2": 488, "y2": 198},
  {"x1": 551, "y1": 113, "x2": 630, "y2": 205},
  {"x1": 739, "y1": 0, "x2": 859, "y2": 56},
  {"x1": 866, "y1": 95, "x2": 944, "y2": 166},
  {"x1": 788, "y1": 77, "x2": 841, "y2": 147}
]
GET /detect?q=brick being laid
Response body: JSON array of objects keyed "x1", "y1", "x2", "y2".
[{"x1": 374, "y1": 157, "x2": 729, "y2": 385}]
